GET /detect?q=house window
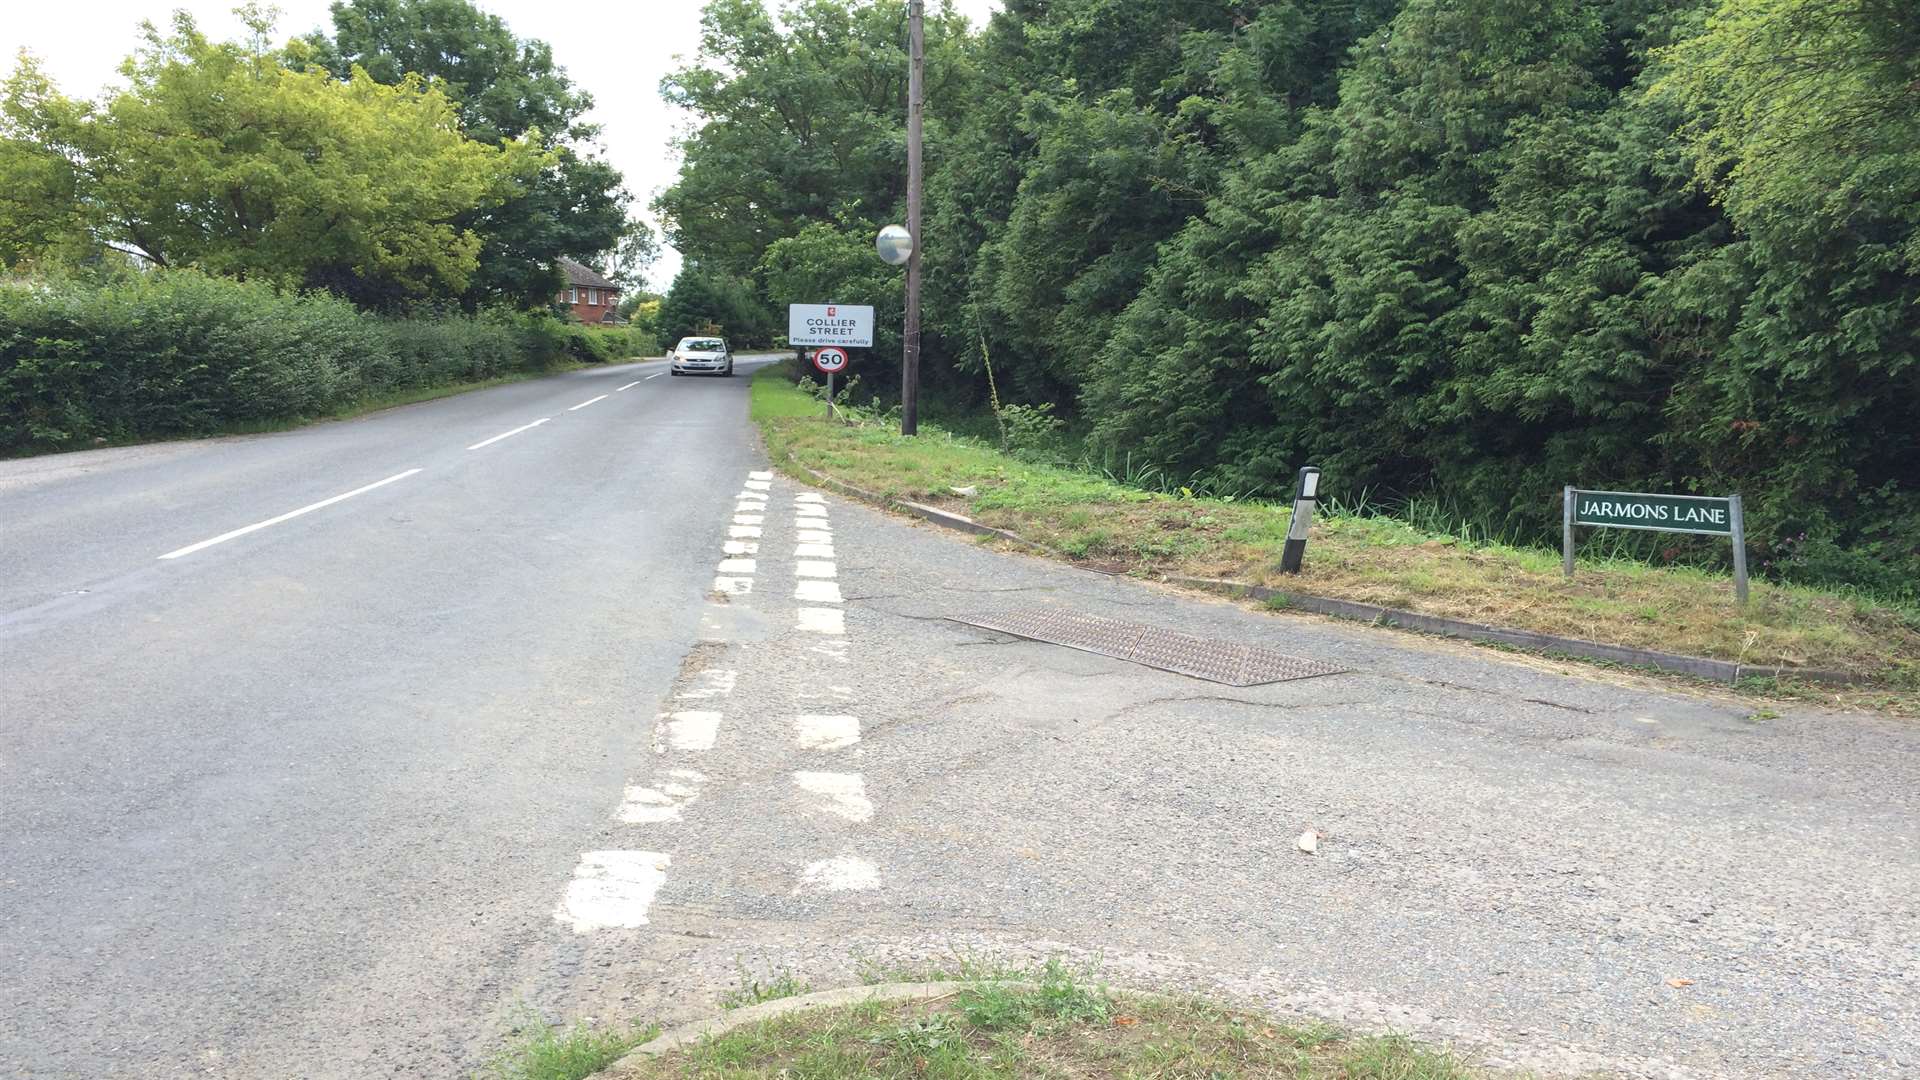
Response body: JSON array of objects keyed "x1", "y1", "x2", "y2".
[
  {"x1": 588, "y1": 288, "x2": 599, "y2": 306},
  {"x1": 569, "y1": 286, "x2": 578, "y2": 303}
]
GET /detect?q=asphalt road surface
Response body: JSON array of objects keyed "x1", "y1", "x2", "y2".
[{"x1": 4, "y1": 358, "x2": 1916, "y2": 1079}]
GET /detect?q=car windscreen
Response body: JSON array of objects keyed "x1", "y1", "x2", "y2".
[{"x1": 681, "y1": 339, "x2": 725, "y2": 352}]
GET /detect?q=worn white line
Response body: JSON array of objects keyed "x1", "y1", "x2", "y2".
[
  {"x1": 796, "y1": 505, "x2": 828, "y2": 517},
  {"x1": 796, "y1": 854, "x2": 879, "y2": 893},
  {"x1": 795, "y1": 580, "x2": 843, "y2": 604},
  {"x1": 793, "y1": 771, "x2": 873, "y2": 822},
  {"x1": 158, "y1": 469, "x2": 422, "y2": 560},
  {"x1": 729, "y1": 525, "x2": 763, "y2": 539},
  {"x1": 795, "y1": 543, "x2": 835, "y2": 559},
  {"x1": 466, "y1": 417, "x2": 550, "y2": 450},
  {"x1": 555, "y1": 851, "x2": 670, "y2": 931},
  {"x1": 644, "y1": 371, "x2": 664, "y2": 380},
  {"x1": 733, "y1": 514, "x2": 765, "y2": 526},
  {"x1": 795, "y1": 714, "x2": 860, "y2": 750},
  {"x1": 795, "y1": 493, "x2": 826, "y2": 504},
  {"x1": 744, "y1": 479, "x2": 772, "y2": 491},
  {"x1": 568, "y1": 394, "x2": 609, "y2": 411},
  {"x1": 723, "y1": 540, "x2": 759, "y2": 556},
  {"x1": 796, "y1": 560, "x2": 836, "y2": 578},
  {"x1": 798, "y1": 607, "x2": 845, "y2": 635},
  {"x1": 797, "y1": 529, "x2": 834, "y2": 544},
  {"x1": 677, "y1": 670, "x2": 738, "y2": 700},
  {"x1": 615, "y1": 380, "x2": 641, "y2": 391},
  {"x1": 656, "y1": 711, "x2": 722, "y2": 752},
  {"x1": 713, "y1": 576, "x2": 753, "y2": 595},
  {"x1": 749, "y1": 470, "x2": 774, "y2": 480},
  {"x1": 717, "y1": 558, "x2": 757, "y2": 574}
]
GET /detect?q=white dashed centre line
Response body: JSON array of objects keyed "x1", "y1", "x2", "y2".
[
  {"x1": 157, "y1": 469, "x2": 423, "y2": 560},
  {"x1": 568, "y1": 394, "x2": 609, "y2": 411},
  {"x1": 467, "y1": 417, "x2": 550, "y2": 450},
  {"x1": 616, "y1": 380, "x2": 641, "y2": 391},
  {"x1": 644, "y1": 371, "x2": 664, "y2": 380}
]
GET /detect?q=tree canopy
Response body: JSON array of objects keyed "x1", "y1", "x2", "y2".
[
  {"x1": 0, "y1": 8, "x2": 539, "y2": 303},
  {"x1": 658, "y1": 0, "x2": 1920, "y2": 593}
]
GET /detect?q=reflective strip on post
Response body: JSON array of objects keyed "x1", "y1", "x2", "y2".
[{"x1": 1280, "y1": 466, "x2": 1320, "y2": 574}]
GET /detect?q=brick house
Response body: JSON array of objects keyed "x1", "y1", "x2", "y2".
[{"x1": 556, "y1": 256, "x2": 621, "y2": 323}]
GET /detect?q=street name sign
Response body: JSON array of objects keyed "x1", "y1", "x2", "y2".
[
  {"x1": 789, "y1": 303, "x2": 874, "y2": 348},
  {"x1": 1563, "y1": 487, "x2": 1748, "y2": 604}
]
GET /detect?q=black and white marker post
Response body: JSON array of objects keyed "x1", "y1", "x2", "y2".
[{"x1": 1280, "y1": 466, "x2": 1321, "y2": 574}]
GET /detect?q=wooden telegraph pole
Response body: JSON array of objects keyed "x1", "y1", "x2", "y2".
[{"x1": 901, "y1": 0, "x2": 924, "y2": 436}]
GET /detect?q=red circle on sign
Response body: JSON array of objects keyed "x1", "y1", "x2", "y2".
[{"x1": 812, "y1": 347, "x2": 849, "y2": 374}]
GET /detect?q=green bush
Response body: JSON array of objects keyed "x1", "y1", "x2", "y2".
[
  {"x1": 552, "y1": 322, "x2": 657, "y2": 365},
  {"x1": 0, "y1": 269, "x2": 574, "y2": 453}
]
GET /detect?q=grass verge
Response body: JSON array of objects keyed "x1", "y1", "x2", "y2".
[
  {"x1": 751, "y1": 365, "x2": 1920, "y2": 711},
  {"x1": 611, "y1": 961, "x2": 1480, "y2": 1079},
  {"x1": 482, "y1": 1016, "x2": 660, "y2": 1080}
]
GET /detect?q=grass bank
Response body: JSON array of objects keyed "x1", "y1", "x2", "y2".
[
  {"x1": 752, "y1": 365, "x2": 1919, "y2": 706},
  {"x1": 607, "y1": 962, "x2": 1481, "y2": 1079}
]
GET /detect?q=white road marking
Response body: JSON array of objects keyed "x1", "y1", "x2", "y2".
[
  {"x1": 793, "y1": 771, "x2": 873, "y2": 822},
  {"x1": 466, "y1": 417, "x2": 550, "y2": 450},
  {"x1": 744, "y1": 479, "x2": 772, "y2": 491},
  {"x1": 677, "y1": 670, "x2": 738, "y2": 699},
  {"x1": 733, "y1": 514, "x2": 765, "y2": 526},
  {"x1": 795, "y1": 714, "x2": 860, "y2": 750},
  {"x1": 795, "y1": 580, "x2": 843, "y2": 604},
  {"x1": 157, "y1": 469, "x2": 422, "y2": 560},
  {"x1": 809, "y1": 638, "x2": 850, "y2": 663},
  {"x1": 795, "y1": 493, "x2": 826, "y2": 503},
  {"x1": 796, "y1": 505, "x2": 828, "y2": 517},
  {"x1": 713, "y1": 576, "x2": 753, "y2": 595},
  {"x1": 723, "y1": 540, "x2": 759, "y2": 556},
  {"x1": 617, "y1": 787, "x2": 685, "y2": 823},
  {"x1": 656, "y1": 711, "x2": 722, "y2": 752},
  {"x1": 749, "y1": 471, "x2": 774, "y2": 480},
  {"x1": 735, "y1": 502, "x2": 765, "y2": 515},
  {"x1": 728, "y1": 525, "x2": 762, "y2": 539},
  {"x1": 796, "y1": 854, "x2": 879, "y2": 893},
  {"x1": 569, "y1": 394, "x2": 609, "y2": 411},
  {"x1": 555, "y1": 851, "x2": 670, "y2": 931},
  {"x1": 798, "y1": 607, "x2": 845, "y2": 635},
  {"x1": 717, "y1": 558, "x2": 757, "y2": 574},
  {"x1": 797, "y1": 529, "x2": 834, "y2": 544},
  {"x1": 796, "y1": 560, "x2": 837, "y2": 578},
  {"x1": 616, "y1": 381, "x2": 641, "y2": 391},
  {"x1": 795, "y1": 543, "x2": 835, "y2": 559},
  {"x1": 644, "y1": 372, "x2": 664, "y2": 380}
]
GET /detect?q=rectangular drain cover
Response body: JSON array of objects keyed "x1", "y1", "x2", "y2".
[{"x1": 951, "y1": 607, "x2": 1345, "y2": 686}]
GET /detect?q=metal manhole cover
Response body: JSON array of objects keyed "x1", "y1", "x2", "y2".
[{"x1": 952, "y1": 607, "x2": 1346, "y2": 686}]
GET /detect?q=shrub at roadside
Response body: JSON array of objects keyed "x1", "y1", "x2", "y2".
[
  {"x1": 555, "y1": 322, "x2": 657, "y2": 365},
  {"x1": 0, "y1": 270, "x2": 618, "y2": 453}
]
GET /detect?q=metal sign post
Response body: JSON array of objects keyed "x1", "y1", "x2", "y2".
[
  {"x1": 1280, "y1": 466, "x2": 1321, "y2": 574},
  {"x1": 812, "y1": 347, "x2": 849, "y2": 422},
  {"x1": 1564, "y1": 487, "x2": 1748, "y2": 604}
]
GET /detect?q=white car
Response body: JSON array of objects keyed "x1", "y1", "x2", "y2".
[{"x1": 669, "y1": 336, "x2": 734, "y2": 377}]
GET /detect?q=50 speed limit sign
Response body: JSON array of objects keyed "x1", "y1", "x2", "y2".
[{"x1": 811, "y1": 346, "x2": 849, "y2": 375}]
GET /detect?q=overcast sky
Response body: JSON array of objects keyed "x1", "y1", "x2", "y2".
[{"x1": 1, "y1": 0, "x2": 999, "y2": 290}]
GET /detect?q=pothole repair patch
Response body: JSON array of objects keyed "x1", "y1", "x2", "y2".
[{"x1": 951, "y1": 607, "x2": 1347, "y2": 686}]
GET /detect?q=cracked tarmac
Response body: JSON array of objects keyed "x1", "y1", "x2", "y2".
[{"x1": 527, "y1": 480, "x2": 1919, "y2": 1080}]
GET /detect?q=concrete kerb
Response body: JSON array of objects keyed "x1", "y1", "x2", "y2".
[
  {"x1": 781, "y1": 455, "x2": 1868, "y2": 688},
  {"x1": 599, "y1": 982, "x2": 973, "y2": 1074}
]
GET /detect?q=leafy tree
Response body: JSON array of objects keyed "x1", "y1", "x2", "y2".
[
  {"x1": 0, "y1": 8, "x2": 539, "y2": 302},
  {"x1": 658, "y1": 266, "x2": 773, "y2": 345},
  {"x1": 303, "y1": 0, "x2": 634, "y2": 307}
]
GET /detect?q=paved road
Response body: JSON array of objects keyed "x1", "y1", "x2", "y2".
[
  {"x1": 0, "y1": 356, "x2": 782, "y2": 1077},
  {"x1": 5, "y1": 360, "x2": 1917, "y2": 1078}
]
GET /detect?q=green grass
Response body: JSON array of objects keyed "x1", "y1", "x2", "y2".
[
  {"x1": 751, "y1": 363, "x2": 1920, "y2": 711},
  {"x1": 613, "y1": 960, "x2": 1482, "y2": 1079},
  {"x1": 479, "y1": 1016, "x2": 659, "y2": 1080},
  {"x1": 719, "y1": 968, "x2": 813, "y2": 1011}
]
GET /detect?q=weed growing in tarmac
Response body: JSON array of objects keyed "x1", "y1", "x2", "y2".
[
  {"x1": 479, "y1": 1013, "x2": 658, "y2": 1080},
  {"x1": 718, "y1": 966, "x2": 813, "y2": 1011}
]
